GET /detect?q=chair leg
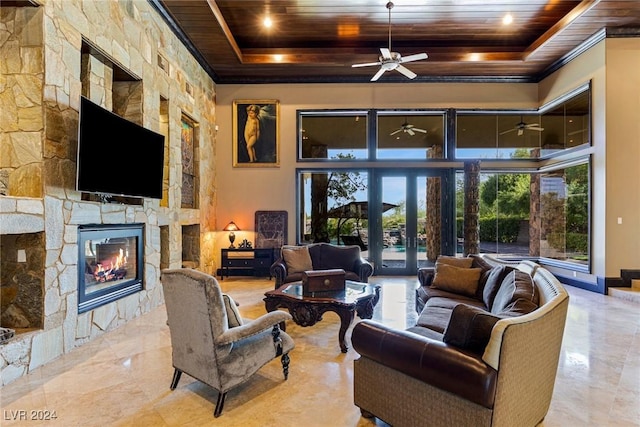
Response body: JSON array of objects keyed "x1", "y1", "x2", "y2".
[
  {"x1": 214, "y1": 392, "x2": 227, "y2": 418},
  {"x1": 281, "y1": 352, "x2": 290, "y2": 380},
  {"x1": 170, "y1": 368, "x2": 182, "y2": 390},
  {"x1": 272, "y1": 325, "x2": 283, "y2": 356}
]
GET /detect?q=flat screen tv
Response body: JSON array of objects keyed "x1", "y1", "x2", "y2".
[{"x1": 76, "y1": 96, "x2": 165, "y2": 199}]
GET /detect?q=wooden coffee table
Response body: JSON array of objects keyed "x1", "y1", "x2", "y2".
[{"x1": 264, "y1": 281, "x2": 381, "y2": 353}]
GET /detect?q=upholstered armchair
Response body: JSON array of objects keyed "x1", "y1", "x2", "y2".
[{"x1": 160, "y1": 268, "x2": 295, "y2": 417}]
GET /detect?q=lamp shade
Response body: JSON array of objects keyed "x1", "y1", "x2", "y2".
[{"x1": 223, "y1": 221, "x2": 240, "y2": 232}]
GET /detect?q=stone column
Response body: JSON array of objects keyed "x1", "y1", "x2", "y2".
[
  {"x1": 529, "y1": 173, "x2": 540, "y2": 256},
  {"x1": 310, "y1": 145, "x2": 330, "y2": 243},
  {"x1": 464, "y1": 161, "x2": 480, "y2": 256},
  {"x1": 425, "y1": 145, "x2": 442, "y2": 261}
]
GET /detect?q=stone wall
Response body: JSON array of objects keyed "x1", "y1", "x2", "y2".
[{"x1": 0, "y1": 0, "x2": 217, "y2": 386}]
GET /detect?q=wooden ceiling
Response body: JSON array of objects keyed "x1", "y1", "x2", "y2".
[{"x1": 152, "y1": 0, "x2": 640, "y2": 84}]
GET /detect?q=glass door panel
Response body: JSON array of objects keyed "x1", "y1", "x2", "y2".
[
  {"x1": 380, "y1": 176, "x2": 407, "y2": 271},
  {"x1": 375, "y1": 172, "x2": 442, "y2": 275}
]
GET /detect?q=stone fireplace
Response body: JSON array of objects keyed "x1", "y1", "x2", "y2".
[
  {"x1": 0, "y1": 0, "x2": 216, "y2": 387},
  {"x1": 77, "y1": 224, "x2": 144, "y2": 314}
]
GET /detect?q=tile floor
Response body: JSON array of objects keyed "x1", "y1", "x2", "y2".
[{"x1": 1, "y1": 276, "x2": 638, "y2": 427}]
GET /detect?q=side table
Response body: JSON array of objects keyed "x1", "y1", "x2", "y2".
[{"x1": 219, "y1": 248, "x2": 276, "y2": 280}]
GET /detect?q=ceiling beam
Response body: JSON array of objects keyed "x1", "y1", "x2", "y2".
[
  {"x1": 523, "y1": 0, "x2": 601, "y2": 60},
  {"x1": 206, "y1": 0, "x2": 243, "y2": 62}
]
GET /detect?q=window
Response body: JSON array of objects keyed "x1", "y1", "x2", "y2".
[
  {"x1": 539, "y1": 162, "x2": 589, "y2": 266},
  {"x1": 299, "y1": 112, "x2": 368, "y2": 160},
  {"x1": 456, "y1": 171, "x2": 532, "y2": 258},
  {"x1": 296, "y1": 87, "x2": 591, "y2": 272},
  {"x1": 377, "y1": 112, "x2": 445, "y2": 160},
  {"x1": 456, "y1": 113, "x2": 541, "y2": 159},
  {"x1": 298, "y1": 170, "x2": 368, "y2": 245},
  {"x1": 455, "y1": 161, "x2": 590, "y2": 269},
  {"x1": 456, "y1": 85, "x2": 591, "y2": 159},
  {"x1": 298, "y1": 110, "x2": 446, "y2": 160},
  {"x1": 540, "y1": 87, "x2": 590, "y2": 156}
]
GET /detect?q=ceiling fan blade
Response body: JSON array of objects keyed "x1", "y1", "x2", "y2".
[
  {"x1": 352, "y1": 61, "x2": 382, "y2": 68},
  {"x1": 371, "y1": 67, "x2": 386, "y2": 82},
  {"x1": 407, "y1": 129, "x2": 415, "y2": 136},
  {"x1": 413, "y1": 128, "x2": 427, "y2": 133},
  {"x1": 529, "y1": 127, "x2": 544, "y2": 132},
  {"x1": 395, "y1": 64, "x2": 417, "y2": 79},
  {"x1": 499, "y1": 128, "x2": 516, "y2": 135},
  {"x1": 390, "y1": 128, "x2": 402, "y2": 136},
  {"x1": 400, "y1": 53, "x2": 428, "y2": 63},
  {"x1": 380, "y1": 48, "x2": 392, "y2": 60}
]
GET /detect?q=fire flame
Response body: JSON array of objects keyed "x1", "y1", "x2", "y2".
[{"x1": 94, "y1": 248, "x2": 128, "y2": 282}]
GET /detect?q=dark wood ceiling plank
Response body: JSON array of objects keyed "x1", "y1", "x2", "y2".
[{"x1": 156, "y1": 0, "x2": 640, "y2": 83}]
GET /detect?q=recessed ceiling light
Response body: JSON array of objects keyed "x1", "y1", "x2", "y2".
[
  {"x1": 263, "y1": 16, "x2": 273, "y2": 28},
  {"x1": 502, "y1": 13, "x2": 513, "y2": 25}
]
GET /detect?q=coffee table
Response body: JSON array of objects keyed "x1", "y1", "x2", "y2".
[{"x1": 264, "y1": 281, "x2": 381, "y2": 353}]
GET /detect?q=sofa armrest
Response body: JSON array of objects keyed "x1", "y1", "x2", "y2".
[
  {"x1": 270, "y1": 257, "x2": 288, "y2": 288},
  {"x1": 352, "y1": 320, "x2": 497, "y2": 409},
  {"x1": 354, "y1": 257, "x2": 373, "y2": 283},
  {"x1": 417, "y1": 267, "x2": 435, "y2": 287}
]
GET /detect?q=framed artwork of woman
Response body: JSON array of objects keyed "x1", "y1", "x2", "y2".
[{"x1": 233, "y1": 99, "x2": 280, "y2": 167}]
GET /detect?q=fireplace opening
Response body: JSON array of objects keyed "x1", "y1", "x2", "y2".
[{"x1": 78, "y1": 224, "x2": 144, "y2": 313}]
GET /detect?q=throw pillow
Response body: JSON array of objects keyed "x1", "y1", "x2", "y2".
[
  {"x1": 436, "y1": 255, "x2": 474, "y2": 269},
  {"x1": 282, "y1": 245, "x2": 313, "y2": 274},
  {"x1": 482, "y1": 265, "x2": 515, "y2": 310},
  {"x1": 222, "y1": 293, "x2": 243, "y2": 328},
  {"x1": 443, "y1": 304, "x2": 501, "y2": 354},
  {"x1": 491, "y1": 270, "x2": 539, "y2": 316},
  {"x1": 431, "y1": 262, "x2": 483, "y2": 297}
]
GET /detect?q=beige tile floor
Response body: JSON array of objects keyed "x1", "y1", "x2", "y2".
[{"x1": 1, "y1": 276, "x2": 639, "y2": 427}]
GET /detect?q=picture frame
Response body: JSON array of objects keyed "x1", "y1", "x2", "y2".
[
  {"x1": 233, "y1": 99, "x2": 280, "y2": 167},
  {"x1": 254, "y1": 210, "x2": 288, "y2": 249}
]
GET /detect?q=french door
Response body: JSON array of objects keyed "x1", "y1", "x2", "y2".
[{"x1": 371, "y1": 170, "x2": 449, "y2": 275}]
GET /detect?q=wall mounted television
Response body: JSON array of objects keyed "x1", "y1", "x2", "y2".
[{"x1": 76, "y1": 96, "x2": 165, "y2": 199}]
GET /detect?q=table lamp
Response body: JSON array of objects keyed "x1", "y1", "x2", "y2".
[{"x1": 223, "y1": 221, "x2": 240, "y2": 248}]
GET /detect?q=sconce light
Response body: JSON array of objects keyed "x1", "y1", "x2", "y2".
[{"x1": 223, "y1": 221, "x2": 240, "y2": 248}]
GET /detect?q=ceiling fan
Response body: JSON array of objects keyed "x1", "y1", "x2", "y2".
[
  {"x1": 499, "y1": 116, "x2": 545, "y2": 136},
  {"x1": 352, "y1": 1, "x2": 428, "y2": 82},
  {"x1": 390, "y1": 118, "x2": 427, "y2": 136}
]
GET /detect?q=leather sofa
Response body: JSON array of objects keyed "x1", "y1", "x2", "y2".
[
  {"x1": 352, "y1": 255, "x2": 569, "y2": 427},
  {"x1": 270, "y1": 243, "x2": 373, "y2": 288}
]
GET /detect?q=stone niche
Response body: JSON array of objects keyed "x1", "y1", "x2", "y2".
[
  {"x1": 0, "y1": 231, "x2": 45, "y2": 331},
  {"x1": 181, "y1": 224, "x2": 200, "y2": 269}
]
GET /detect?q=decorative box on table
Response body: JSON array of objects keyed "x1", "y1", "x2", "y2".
[{"x1": 302, "y1": 269, "x2": 346, "y2": 294}]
